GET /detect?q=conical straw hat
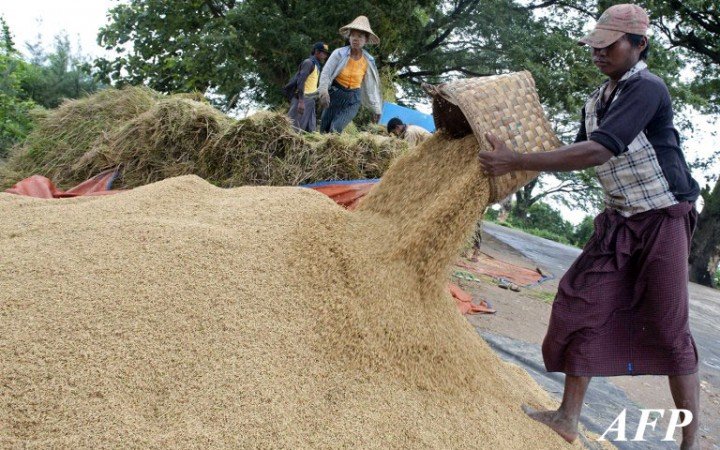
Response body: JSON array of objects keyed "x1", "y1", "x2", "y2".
[
  {"x1": 339, "y1": 15, "x2": 380, "y2": 45},
  {"x1": 423, "y1": 71, "x2": 562, "y2": 203}
]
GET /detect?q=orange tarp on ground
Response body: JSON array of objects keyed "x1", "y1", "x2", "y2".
[
  {"x1": 448, "y1": 283, "x2": 496, "y2": 315},
  {"x1": 5, "y1": 169, "x2": 120, "y2": 199},
  {"x1": 456, "y1": 252, "x2": 547, "y2": 287},
  {"x1": 304, "y1": 179, "x2": 378, "y2": 211}
]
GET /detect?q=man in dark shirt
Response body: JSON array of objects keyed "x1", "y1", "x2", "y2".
[
  {"x1": 478, "y1": 4, "x2": 700, "y2": 448},
  {"x1": 288, "y1": 42, "x2": 329, "y2": 132}
]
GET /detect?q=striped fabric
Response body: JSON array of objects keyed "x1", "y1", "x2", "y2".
[{"x1": 320, "y1": 85, "x2": 361, "y2": 133}]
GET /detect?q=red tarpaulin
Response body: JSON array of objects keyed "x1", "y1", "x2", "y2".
[
  {"x1": 5, "y1": 169, "x2": 120, "y2": 199},
  {"x1": 304, "y1": 179, "x2": 378, "y2": 211}
]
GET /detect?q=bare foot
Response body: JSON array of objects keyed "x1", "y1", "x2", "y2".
[{"x1": 522, "y1": 404, "x2": 578, "y2": 443}]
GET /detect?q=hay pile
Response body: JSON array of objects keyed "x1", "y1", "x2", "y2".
[
  {"x1": 0, "y1": 88, "x2": 405, "y2": 190},
  {"x1": 199, "y1": 112, "x2": 399, "y2": 187},
  {"x1": 0, "y1": 87, "x2": 160, "y2": 187},
  {"x1": 0, "y1": 132, "x2": 575, "y2": 448}
]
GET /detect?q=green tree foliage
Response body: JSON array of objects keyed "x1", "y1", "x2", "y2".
[
  {"x1": 0, "y1": 17, "x2": 36, "y2": 157},
  {"x1": 488, "y1": 202, "x2": 593, "y2": 247},
  {"x1": 511, "y1": 169, "x2": 603, "y2": 222},
  {"x1": 525, "y1": 0, "x2": 715, "y2": 110},
  {"x1": 520, "y1": 201, "x2": 575, "y2": 236},
  {"x1": 95, "y1": 1, "x2": 700, "y2": 119},
  {"x1": 95, "y1": 0, "x2": 640, "y2": 120},
  {"x1": 690, "y1": 180, "x2": 720, "y2": 287},
  {"x1": 571, "y1": 215, "x2": 595, "y2": 247},
  {"x1": 21, "y1": 34, "x2": 102, "y2": 109},
  {"x1": 649, "y1": 0, "x2": 720, "y2": 113}
]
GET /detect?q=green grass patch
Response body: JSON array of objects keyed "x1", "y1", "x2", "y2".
[{"x1": 527, "y1": 289, "x2": 557, "y2": 304}]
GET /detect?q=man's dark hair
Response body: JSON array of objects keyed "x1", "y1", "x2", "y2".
[
  {"x1": 387, "y1": 117, "x2": 403, "y2": 132},
  {"x1": 626, "y1": 33, "x2": 650, "y2": 60}
]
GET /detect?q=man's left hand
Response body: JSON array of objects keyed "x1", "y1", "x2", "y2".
[
  {"x1": 478, "y1": 133, "x2": 523, "y2": 177},
  {"x1": 373, "y1": 113, "x2": 381, "y2": 124}
]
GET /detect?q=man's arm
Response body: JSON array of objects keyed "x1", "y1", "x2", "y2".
[
  {"x1": 318, "y1": 49, "x2": 341, "y2": 94},
  {"x1": 478, "y1": 133, "x2": 613, "y2": 176}
]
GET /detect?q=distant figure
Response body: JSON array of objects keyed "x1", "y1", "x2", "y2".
[
  {"x1": 287, "y1": 42, "x2": 330, "y2": 132},
  {"x1": 387, "y1": 117, "x2": 431, "y2": 147},
  {"x1": 318, "y1": 16, "x2": 382, "y2": 133}
]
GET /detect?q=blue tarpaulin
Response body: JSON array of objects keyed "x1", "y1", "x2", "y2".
[
  {"x1": 379, "y1": 102, "x2": 435, "y2": 132},
  {"x1": 302, "y1": 179, "x2": 380, "y2": 188}
]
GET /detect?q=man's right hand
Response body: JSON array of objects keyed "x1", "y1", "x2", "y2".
[
  {"x1": 478, "y1": 133, "x2": 523, "y2": 176},
  {"x1": 319, "y1": 91, "x2": 330, "y2": 109}
]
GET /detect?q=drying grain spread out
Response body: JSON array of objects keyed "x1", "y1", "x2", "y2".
[{"x1": 0, "y1": 133, "x2": 576, "y2": 448}]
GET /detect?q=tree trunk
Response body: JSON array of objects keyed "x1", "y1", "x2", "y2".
[{"x1": 689, "y1": 180, "x2": 720, "y2": 287}]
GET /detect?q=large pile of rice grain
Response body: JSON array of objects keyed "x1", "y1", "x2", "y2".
[{"x1": 0, "y1": 133, "x2": 575, "y2": 448}]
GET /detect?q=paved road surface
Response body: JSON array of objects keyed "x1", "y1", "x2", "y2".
[
  {"x1": 482, "y1": 221, "x2": 720, "y2": 448},
  {"x1": 483, "y1": 221, "x2": 720, "y2": 383}
]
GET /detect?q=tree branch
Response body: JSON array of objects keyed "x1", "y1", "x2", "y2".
[
  {"x1": 203, "y1": 0, "x2": 225, "y2": 18},
  {"x1": 523, "y1": 1, "x2": 595, "y2": 19},
  {"x1": 525, "y1": 0, "x2": 560, "y2": 10},
  {"x1": 669, "y1": 0, "x2": 720, "y2": 34},
  {"x1": 390, "y1": 0, "x2": 481, "y2": 70},
  {"x1": 528, "y1": 180, "x2": 595, "y2": 204},
  {"x1": 397, "y1": 66, "x2": 492, "y2": 79},
  {"x1": 421, "y1": 0, "x2": 481, "y2": 53}
]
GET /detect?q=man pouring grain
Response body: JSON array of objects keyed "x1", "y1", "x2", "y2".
[{"x1": 478, "y1": 4, "x2": 701, "y2": 448}]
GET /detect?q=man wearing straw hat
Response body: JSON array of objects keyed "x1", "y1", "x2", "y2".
[
  {"x1": 318, "y1": 15, "x2": 383, "y2": 133},
  {"x1": 478, "y1": 4, "x2": 700, "y2": 448},
  {"x1": 287, "y1": 42, "x2": 330, "y2": 132}
]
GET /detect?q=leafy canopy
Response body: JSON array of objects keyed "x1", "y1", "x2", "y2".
[{"x1": 0, "y1": 17, "x2": 36, "y2": 156}]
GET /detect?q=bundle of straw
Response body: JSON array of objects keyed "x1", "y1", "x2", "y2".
[
  {"x1": 1, "y1": 87, "x2": 159, "y2": 189},
  {"x1": 1, "y1": 89, "x2": 407, "y2": 191},
  {"x1": 75, "y1": 98, "x2": 232, "y2": 187}
]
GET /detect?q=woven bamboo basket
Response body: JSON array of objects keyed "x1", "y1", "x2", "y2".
[{"x1": 423, "y1": 71, "x2": 562, "y2": 203}]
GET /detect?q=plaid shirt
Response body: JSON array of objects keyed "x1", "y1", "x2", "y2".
[{"x1": 584, "y1": 61, "x2": 678, "y2": 217}]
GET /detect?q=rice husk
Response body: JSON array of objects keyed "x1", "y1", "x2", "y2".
[
  {"x1": 0, "y1": 87, "x2": 159, "y2": 189},
  {"x1": 0, "y1": 90, "x2": 406, "y2": 191},
  {"x1": 76, "y1": 97, "x2": 233, "y2": 187},
  {"x1": 0, "y1": 133, "x2": 574, "y2": 448},
  {"x1": 198, "y1": 112, "x2": 404, "y2": 187}
]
